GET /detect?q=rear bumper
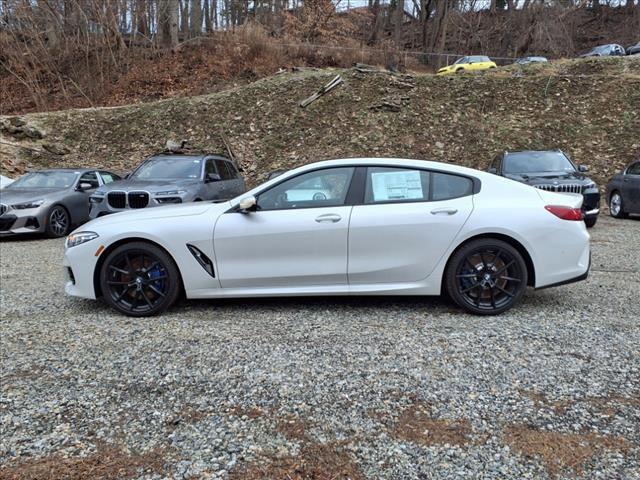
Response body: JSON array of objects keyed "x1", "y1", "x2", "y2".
[{"x1": 536, "y1": 252, "x2": 591, "y2": 290}]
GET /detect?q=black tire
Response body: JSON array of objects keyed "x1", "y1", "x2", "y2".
[
  {"x1": 456, "y1": 68, "x2": 465, "y2": 74},
  {"x1": 584, "y1": 216, "x2": 598, "y2": 228},
  {"x1": 46, "y1": 205, "x2": 70, "y2": 238},
  {"x1": 100, "y1": 241, "x2": 182, "y2": 317},
  {"x1": 445, "y1": 239, "x2": 528, "y2": 315},
  {"x1": 609, "y1": 191, "x2": 627, "y2": 219}
]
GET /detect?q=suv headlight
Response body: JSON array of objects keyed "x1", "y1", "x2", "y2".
[
  {"x1": 154, "y1": 190, "x2": 186, "y2": 196},
  {"x1": 66, "y1": 231, "x2": 99, "y2": 248},
  {"x1": 584, "y1": 182, "x2": 597, "y2": 190},
  {"x1": 12, "y1": 199, "x2": 44, "y2": 209}
]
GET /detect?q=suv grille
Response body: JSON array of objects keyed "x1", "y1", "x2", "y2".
[
  {"x1": 0, "y1": 204, "x2": 6, "y2": 216},
  {"x1": 107, "y1": 191, "x2": 126, "y2": 209},
  {"x1": 534, "y1": 184, "x2": 582, "y2": 194},
  {"x1": 128, "y1": 191, "x2": 149, "y2": 209}
]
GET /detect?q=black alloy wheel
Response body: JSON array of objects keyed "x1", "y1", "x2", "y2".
[
  {"x1": 46, "y1": 205, "x2": 70, "y2": 238},
  {"x1": 446, "y1": 239, "x2": 528, "y2": 315},
  {"x1": 100, "y1": 242, "x2": 181, "y2": 316}
]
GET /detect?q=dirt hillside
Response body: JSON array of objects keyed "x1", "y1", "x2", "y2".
[{"x1": 1, "y1": 57, "x2": 639, "y2": 188}]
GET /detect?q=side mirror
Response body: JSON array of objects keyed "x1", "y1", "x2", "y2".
[
  {"x1": 578, "y1": 165, "x2": 589, "y2": 172},
  {"x1": 487, "y1": 167, "x2": 497, "y2": 174},
  {"x1": 77, "y1": 182, "x2": 93, "y2": 191},
  {"x1": 206, "y1": 173, "x2": 221, "y2": 183},
  {"x1": 238, "y1": 196, "x2": 257, "y2": 213}
]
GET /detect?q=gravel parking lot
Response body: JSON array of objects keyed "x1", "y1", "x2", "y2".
[{"x1": 1, "y1": 215, "x2": 639, "y2": 479}]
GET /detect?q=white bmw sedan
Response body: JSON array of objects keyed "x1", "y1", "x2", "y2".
[{"x1": 64, "y1": 158, "x2": 590, "y2": 317}]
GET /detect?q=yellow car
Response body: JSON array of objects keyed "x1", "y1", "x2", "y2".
[{"x1": 437, "y1": 55, "x2": 497, "y2": 75}]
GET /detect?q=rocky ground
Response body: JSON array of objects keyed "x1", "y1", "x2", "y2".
[{"x1": 0, "y1": 214, "x2": 639, "y2": 479}]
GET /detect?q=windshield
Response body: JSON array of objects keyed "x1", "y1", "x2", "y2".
[
  {"x1": 6, "y1": 171, "x2": 77, "y2": 189},
  {"x1": 503, "y1": 152, "x2": 575, "y2": 174},
  {"x1": 131, "y1": 157, "x2": 202, "y2": 180},
  {"x1": 453, "y1": 57, "x2": 467, "y2": 65}
]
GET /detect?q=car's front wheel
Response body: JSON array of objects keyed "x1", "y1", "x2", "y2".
[
  {"x1": 609, "y1": 191, "x2": 627, "y2": 219},
  {"x1": 445, "y1": 239, "x2": 528, "y2": 315},
  {"x1": 46, "y1": 205, "x2": 70, "y2": 238},
  {"x1": 100, "y1": 242, "x2": 182, "y2": 317}
]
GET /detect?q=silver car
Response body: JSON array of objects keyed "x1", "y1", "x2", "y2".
[
  {"x1": 89, "y1": 153, "x2": 246, "y2": 218},
  {"x1": 0, "y1": 168, "x2": 121, "y2": 237}
]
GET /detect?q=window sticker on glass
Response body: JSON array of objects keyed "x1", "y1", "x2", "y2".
[
  {"x1": 371, "y1": 170, "x2": 423, "y2": 201},
  {"x1": 102, "y1": 174, "x2": 114, "y2": 183}
]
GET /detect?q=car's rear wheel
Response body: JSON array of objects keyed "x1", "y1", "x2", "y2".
[
  {"x1": 584, "y1": 216, "x2": 598, "y2": 228},
  {"x1": 100, "y1": 242, "x2": 181, "y2": 317},
  {"x1": 609, "y1": 191, "x2": 627, "y2": 218},
  {"x1": 46, "y1": 205, "x2": 70, "y2": 238},
  {"x1": 445, "y1": 239, "x2": 528, "y2": 315}
]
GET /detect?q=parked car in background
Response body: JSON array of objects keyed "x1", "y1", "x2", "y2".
[
  {"x1": 606, "y1": 160, "x2": 640, "y2": 218},
  {"x1": 437, "y1": 56, "x2": 497, "y2": 75},
  {"x1": 581, "y1": 44, "x2": 626, "y2": 57},
  {"x1": 0, "y1": 175, "x2": 13, "y2": 189},
  {"x1": 627, "y1": 42, "x2": 640, "y2": 56},
  {"x1": 515, "y1": 56, "x2": 548, "y2": 65},
  {"x1": 89, "y1": 152, "x2": 246, "y2": 218},
  {"x1": 488, "y1": 150, "x2": 600, "y2": 228},
  {"x1": 0, "y1": 168, "x2": 120, "y2": 237},
  {"x1": 64, "y1": 158, "x2": 591, "y2": 317}
]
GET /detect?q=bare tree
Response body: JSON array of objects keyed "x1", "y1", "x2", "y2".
[
  {"x1": 158, "y1": 0, "x2": 179, "y2": 48},
  {"x1": 190, "y1": 0, "x2": 202, "y2": 36}
]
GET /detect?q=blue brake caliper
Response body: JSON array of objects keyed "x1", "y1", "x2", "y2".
[{"x1": 148, "y1": 264, "x2": 165, "y2": 293}]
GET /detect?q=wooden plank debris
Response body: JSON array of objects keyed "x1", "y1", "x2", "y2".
[{"x1": 299, "y1": 75, "x2": 343, "y2": 108}]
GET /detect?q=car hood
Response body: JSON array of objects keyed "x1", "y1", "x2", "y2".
[
  {"x1": 0, "y1": 187, "x2": 67, "y2": 204},
  {"x1": 96, "y1": 179, "x2": 200, "y2": 194},
  {"x1": 505, "y1": 172, "x2": 592, "y2": 185},
  {"x1": 79, "y1": 201, "x2": 231, "y2": 231}
]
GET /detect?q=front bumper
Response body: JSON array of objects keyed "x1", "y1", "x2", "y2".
[
  {"x1": 64, "y1": 239, "x2": 102, "y2": 299},
  {"x1": 0, "y1": 206, "x2": 47, "y2": 235}
]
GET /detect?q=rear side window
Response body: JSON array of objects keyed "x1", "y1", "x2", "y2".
[
  {"x1": 365, "y1": 167, "x2": 430, "y2": 203},
  {"x1": 432, "y1": 172, "x2": 474, "y2": 201}
]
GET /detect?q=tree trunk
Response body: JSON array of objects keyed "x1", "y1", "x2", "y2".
[
  {"x1": 190, "y1": 0, "x2": 202, "y2": 36},
  {"x1": 394, "y1": 0, "x2": 405, "y2": 47},
  {"x1": 158, "y1": 0, "x2": 179, "y2": 48},
  {"x1": 369, "y1": 0, "x2": 381, "y2": 44},
  {"x1": 180, "y1": 0, "x2": 189, "y2": 33},
  {"x1": 203, "y1": 0, "x2": 212, "y2": 32}
]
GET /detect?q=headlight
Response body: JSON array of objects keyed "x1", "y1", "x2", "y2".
[
  {"x1": 89, "y1": 196, "x2": 104, "y2": 204},
  {"x1": 93, "y1": 191, "x2": 106, "y2": 196},
  {"x1": 154, "y1": 190, "x2": 186, "y2": 196},
  {"x1": 12, "y1": 199, "x2": 44, "y2": 209},
  {"x1": 66, "y1": 231, "x2": 99, "y2": 248},
  {"x1": 584, "y1": 182, "x2": 597, "y2": 190}
]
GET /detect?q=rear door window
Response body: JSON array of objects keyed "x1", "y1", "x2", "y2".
[{"x1": 365, "y1": 167, "x2": 430, "y2": 204}]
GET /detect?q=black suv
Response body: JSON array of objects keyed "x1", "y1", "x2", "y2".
[{"x1": 488, "y1": 150, "x2": 600, "y2": 228}]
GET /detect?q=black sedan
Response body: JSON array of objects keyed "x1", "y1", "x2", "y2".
[{"x1": 606, "y1": 160, "x2": 640, "y2": 218}]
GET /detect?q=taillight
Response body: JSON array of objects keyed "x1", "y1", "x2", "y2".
[{"x1": 545, "y1": 205, "x2": 584, "y2": 221}]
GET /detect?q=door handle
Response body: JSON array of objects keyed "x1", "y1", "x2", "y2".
[
  {"x1": 315, "y1": 213, "x2": 342, "y2": 223},
  {"x1": 430, "y1": 208, "x2": 458, "y2": 215}
]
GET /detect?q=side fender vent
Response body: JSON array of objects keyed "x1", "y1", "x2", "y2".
[{"x1": 187, "y1": 244, "x2": 215, "y2": 277}]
